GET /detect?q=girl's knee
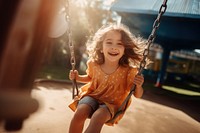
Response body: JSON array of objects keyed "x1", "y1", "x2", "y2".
[{"x1": 90, "y1": 108, "x2": 111, "y2": 124}]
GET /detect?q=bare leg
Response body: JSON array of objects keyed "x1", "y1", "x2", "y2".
[
  {"x1": 84, "y1": 107, "x2": 111, "y2": 133},
  {"x1": 69, "y1": 104, "x2": 92, "y2": 133}
]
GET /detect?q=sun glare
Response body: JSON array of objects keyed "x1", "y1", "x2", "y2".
[
  {"x1": 74, "y1": 0, "x2": 87, "y2": 7},
  {"x1": 73, "y1": 0, "x2": 115, "y2": 7},
  {"x1": 194, "y1": 49, "x2": 200, "y2": 54},
  {"x1": 163, "y1": 85, "x2": 200, "y2": 96},
  {"x1": 103, "y1": 0, "x2": 115, "y2": 6}
]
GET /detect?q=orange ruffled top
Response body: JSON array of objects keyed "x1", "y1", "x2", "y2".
[{"x1": 68, "y1": 60, "x2": 138, "y2": 126}]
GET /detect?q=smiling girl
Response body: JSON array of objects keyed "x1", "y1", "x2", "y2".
[{"x1": 68, "y1": 23, "x2": 148, "y2": 133}]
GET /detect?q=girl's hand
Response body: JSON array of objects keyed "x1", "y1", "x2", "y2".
[
  {"x1": 133, "y1": 74, "x2": 144, "y2": 87},
  {"x1": 69, "y1": 70, "x2": 79, "y2": 80}
]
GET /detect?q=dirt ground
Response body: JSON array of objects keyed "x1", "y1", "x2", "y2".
[{"x1": 0, "y1": 81, "x2": 199, "y2": 133}]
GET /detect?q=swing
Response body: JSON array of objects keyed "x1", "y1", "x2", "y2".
[{"x1": 66, "y1": 0, "x2": 168, "y2": 124}]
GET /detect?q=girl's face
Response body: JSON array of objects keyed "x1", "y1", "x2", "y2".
[{"x1": 102, "y1": 30, "x2": 125, "y2": 63}]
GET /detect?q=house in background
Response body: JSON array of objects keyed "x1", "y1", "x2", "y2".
[{"x1": 111, "y1": 0, "x2": 200, "y2": 87}]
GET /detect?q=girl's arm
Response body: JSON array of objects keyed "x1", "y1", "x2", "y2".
[
  {"x1": 69, "y1": 70, "x2": 91, "y2": 83},
  {"x1": 134, "y1": 85, "x2": 144, "y2": 98},
  {"x1": 133, "y1": 74, "x2": 144, "y2": 98},
  {"x1": 75, "y1": 74, "x2": 91, "y2": 83}
]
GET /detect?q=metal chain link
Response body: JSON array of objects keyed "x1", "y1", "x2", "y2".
[
  {"x1": 108, "y1": 0, "x2": 168, "y2": 123},
  {"x1": 65, "y1": 0, "x2": 79, "y2": 99},
  {"x1": 138, "y1": 0, "x2": 167, "y2": 74}
]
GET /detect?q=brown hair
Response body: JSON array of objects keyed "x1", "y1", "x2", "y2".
[{"x1": 86, "y1": 23, "x2": 148, "y2": 68}]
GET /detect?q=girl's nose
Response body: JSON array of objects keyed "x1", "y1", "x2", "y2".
[{"x1": 111, "y1": 47, "x2": 117, "y2": 50}]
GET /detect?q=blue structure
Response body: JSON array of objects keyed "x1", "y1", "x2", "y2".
[{"x1": 111, "y1": 0, "x2": 200, "y2": 87}]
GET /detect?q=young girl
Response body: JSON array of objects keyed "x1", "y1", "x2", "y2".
[{"x1": 68, "y1": 23, "x2": 148, "y2": 133}]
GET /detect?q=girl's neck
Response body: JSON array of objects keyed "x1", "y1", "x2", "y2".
[{"x1": 100, "y1": 60, "x2": 119, "y2": 75}]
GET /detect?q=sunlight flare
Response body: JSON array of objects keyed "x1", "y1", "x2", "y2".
[{"x1": 163, "y1": 85, "x2": 200, "y2": 96}]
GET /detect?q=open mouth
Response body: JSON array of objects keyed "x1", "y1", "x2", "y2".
[{"x1": 108, "y1": 52, "x2": 119, "y2": 56}]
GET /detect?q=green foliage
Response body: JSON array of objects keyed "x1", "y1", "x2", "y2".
[{"x1": 38, "y1": 0, "x2": 116, "y2": 79}]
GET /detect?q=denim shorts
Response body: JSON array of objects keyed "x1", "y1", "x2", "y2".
[{"x1": 78, "y1": 96, "x2": 107, "y2": 111}]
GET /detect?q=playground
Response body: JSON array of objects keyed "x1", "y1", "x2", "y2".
[
  {"x1": 0, "y1": 80, "x2": 199, "y2": 133},
  {"x1": 0, "y1": 1, "x2": 200, "y2": 132}
]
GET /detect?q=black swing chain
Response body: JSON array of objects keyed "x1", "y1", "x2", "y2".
[
  {"x1": 108, "y1": 0, "x2": 168, "y2": 123},
  {"x1": 65, "y1": 0, "x2": 79, "y2": 99},
  {"x1": 139, "y1": 0, "x2": 168, "y2": 74}
]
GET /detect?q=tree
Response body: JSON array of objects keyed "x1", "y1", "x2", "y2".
[{"x1": 44, "y1": 0, "x2": 117, "y2": 72}]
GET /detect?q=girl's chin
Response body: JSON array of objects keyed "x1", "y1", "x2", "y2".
[{"x1": 107, "y1": 58, "x2": 120, "y2": 63}]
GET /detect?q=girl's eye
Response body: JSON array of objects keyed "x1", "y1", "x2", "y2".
[
  {"x1": 117, "y1": 43, "x2": 123, "y2": 45},
  {"x1": 106, "y1": 42, "x2": 112, "y2": 44}
]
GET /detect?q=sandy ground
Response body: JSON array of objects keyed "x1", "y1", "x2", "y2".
[{"x1": 0, "y1": 81, "x2": 199, "y2": 133}]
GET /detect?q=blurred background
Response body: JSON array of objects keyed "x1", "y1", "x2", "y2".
[
  {"x1": 38, "y1": 0, "x2": 200, "y2": 94},
  {"x1": 0, "y1": 0, "x2": 199, "y2": 132}
]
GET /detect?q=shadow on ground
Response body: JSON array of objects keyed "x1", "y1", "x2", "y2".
[{"x1": 142, "y1": 77, "x2": 200, "y2": 122}]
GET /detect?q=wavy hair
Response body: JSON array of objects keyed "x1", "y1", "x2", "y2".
[{"x1": 86, "y1": 23, "x2": 149, "y2": 68}]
